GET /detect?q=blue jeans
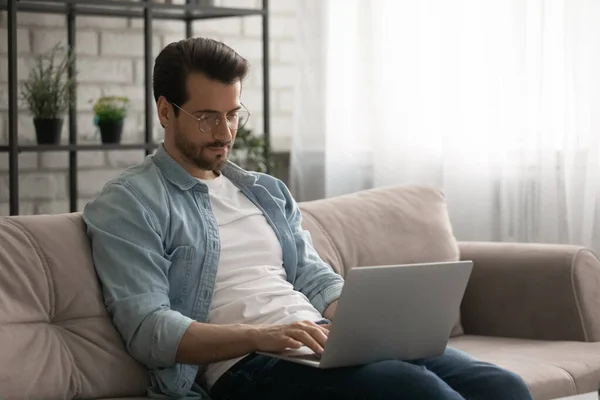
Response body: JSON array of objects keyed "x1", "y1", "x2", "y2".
[{"x1": 210, "y1": 347, "x2": 533, "y2": 400}]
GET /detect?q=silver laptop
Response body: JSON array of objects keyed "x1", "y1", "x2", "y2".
[{"x1": 257, "y1": 260, "x2": 473, "y2": 368}]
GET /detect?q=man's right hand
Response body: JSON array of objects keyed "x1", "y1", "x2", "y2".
[
  {"x1": 176, "y1": 320, "x2": 331, "y2": 365},
  {"x1": 249, "y1": 320, "x2": 330, "y2": 355}
]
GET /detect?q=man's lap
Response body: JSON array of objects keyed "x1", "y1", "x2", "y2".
[{"x1": 210, "y1": 347, "x2": 533, "y2": 400}]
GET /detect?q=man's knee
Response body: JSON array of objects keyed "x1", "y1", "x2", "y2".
[
  {"x1": 430, "y1": 349, "x2": 532, "y2": 399},
  {"x1": 493, "y1": 368, "x2": 532, "y2": 398},
  {"x1": 352, "y1": 360, "x2": 463, "y2": 399},
  {"x1": 473, "y1": 363, "x2": 533, "y2": 400}
]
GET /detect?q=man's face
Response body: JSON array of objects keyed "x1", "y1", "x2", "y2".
[{"x1": 167, "y1": 72, "x2": 242, "y2": 172}]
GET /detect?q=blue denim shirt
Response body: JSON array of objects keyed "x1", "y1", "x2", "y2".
[{"x1": 82, "y1": 145, "x2": 345, "y2": 399}]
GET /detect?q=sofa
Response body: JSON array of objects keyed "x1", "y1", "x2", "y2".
[{"x1": 1, "y1": 185, "x2": 599, "y2": 400}]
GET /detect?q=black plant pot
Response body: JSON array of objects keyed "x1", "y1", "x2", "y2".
[
  {"x1": 98, "y1": 119, "x2": 124, "y2": 144},
  {"x1": 33, "y1": 118, "x2": 63, "y2": 145}
]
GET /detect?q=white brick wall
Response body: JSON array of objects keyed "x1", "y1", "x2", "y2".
[{"x1": 0, "y1": 0, "x2": 297, "y2": 215}]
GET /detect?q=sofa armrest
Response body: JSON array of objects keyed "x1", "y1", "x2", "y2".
[{"x1": 458, "y1": 241, "x2": 600, "y2": 342}]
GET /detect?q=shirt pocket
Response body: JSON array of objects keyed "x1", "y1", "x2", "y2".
[{"x1": 165, "y1": 245, "x2": 196, "y2": 307}]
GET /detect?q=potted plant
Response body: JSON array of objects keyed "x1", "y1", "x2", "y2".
[
  {"x1": 92, "y1": 96, "x2": 129, "y2": 144},
  {"x1": 231, "y1": 125, "x2": 275, "y2": 173},
  {"x1": 20, "y1": 43, "x2": 76, "y2": 145}
]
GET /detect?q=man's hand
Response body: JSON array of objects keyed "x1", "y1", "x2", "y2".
[
  {"x1": 176, "y1": 319, "x2": 331, "y2": 365},
  {"x1": 250, "y1": 320, "x2": 330, "y2": 355},
  {"x1": 323, "y1": 300, "x2": 338, "y2": 320}
]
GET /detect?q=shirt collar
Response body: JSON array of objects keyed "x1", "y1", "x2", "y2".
[{"x1": 152, "y1": 143, "x2": 258, "y2": 191}]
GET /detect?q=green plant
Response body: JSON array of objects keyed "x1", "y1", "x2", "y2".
[
  {"x1": 92, "y1": 96, "x2": 130, "y2": 122},
  {"x1": 20, "y1": 43, "x2": 77, "y2": 120},
  {"x1": 232, "y1": 125, "x2": 275, "y2": 173}
]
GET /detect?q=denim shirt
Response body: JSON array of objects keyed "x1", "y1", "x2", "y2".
[{"x1": 82, "y1": 145, "x2": 345, "y2": 399}]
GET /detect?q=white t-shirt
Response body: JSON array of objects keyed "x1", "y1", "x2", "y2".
[{"x1": 199, "y1": 174, "x2": 323, "y2": 389}]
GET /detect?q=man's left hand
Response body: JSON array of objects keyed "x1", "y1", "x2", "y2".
[{"x1": 323, "y1": 300, "x2": 338, "y2": 320}]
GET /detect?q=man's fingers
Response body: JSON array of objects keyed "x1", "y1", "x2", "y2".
[
  {"x1": 297, "y1": 321, "x2": 330, "y2": 342},
  {"x1": 272, "y1": 321, "x2": 331, "y2": 355},
  {"x1": 309, "y1": 326, "x2": 329, "y2": 346},
  {"x1": 288, "y1": 329, "x2": 324, "y2": 354},
  {"x1": 283, "y1": 337, "x2": 303, "y2": 350}
]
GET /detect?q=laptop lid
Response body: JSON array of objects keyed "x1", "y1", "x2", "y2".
[{"x1": 319, "y1": 261, "x2": 473, "y2": 368}]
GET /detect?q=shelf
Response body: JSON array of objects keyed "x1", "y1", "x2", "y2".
[
  {"x1": 2, "y1": 0, "x2": 270, "y2": 215},
  {"x1": 0, "y1": 0, "x2": 264, "y2": 20},
  {"x1": 0, "y1": 143, "x2": 159, "y2": 152}
]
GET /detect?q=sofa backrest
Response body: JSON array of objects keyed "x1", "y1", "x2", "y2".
[
  {"x1": 0, "y1": 185, "x2": 460, "y2": 399},
  {"x1": 0, "y1": 214, "x2": 149, "y2": 400},
  {"x1": 298, "y1": 185, "x2": 460, "y2": 276}
]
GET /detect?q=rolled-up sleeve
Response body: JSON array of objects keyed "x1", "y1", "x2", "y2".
[{"x1": 82, "y1": 182, "x2": 193, "y2": 369}]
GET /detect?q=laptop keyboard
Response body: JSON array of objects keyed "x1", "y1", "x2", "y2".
[{"x1": 288, "y1": 353, "x2": 321, "y2": 361}]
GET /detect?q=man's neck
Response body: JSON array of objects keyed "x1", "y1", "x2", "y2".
[{"x1": 195, "y1": 169, "x2": 219, "y2": 180}]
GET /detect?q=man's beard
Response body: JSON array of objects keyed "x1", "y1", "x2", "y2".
[{"x1": 174, "y1": 126, "x2": 230, "y2": 171}]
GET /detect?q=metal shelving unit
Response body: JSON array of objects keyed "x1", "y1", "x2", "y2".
[{"x1": 0, "y1": 0, "x2": 271, "y2": 215}]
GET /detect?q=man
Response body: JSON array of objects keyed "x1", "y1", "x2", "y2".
[{"x1": 83, "y1": 38, "x2": 533, "y2": 400}]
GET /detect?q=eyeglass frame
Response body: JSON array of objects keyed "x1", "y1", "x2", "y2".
[{"x1": 171, "y1": 102, "x2": 251, "y2": 134}]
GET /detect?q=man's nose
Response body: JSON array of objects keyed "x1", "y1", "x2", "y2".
[{"x1": 212, "y1": 117, "x2": 232, "y2": 141}]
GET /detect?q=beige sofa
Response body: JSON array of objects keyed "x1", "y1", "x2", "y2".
[{"x1": 1, "y1": 185, "x2": 599, "y2": 400}]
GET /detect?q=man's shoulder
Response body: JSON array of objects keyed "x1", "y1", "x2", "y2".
[{"x1": 84, "y1": 156, "x2": 169, "y2": 218}]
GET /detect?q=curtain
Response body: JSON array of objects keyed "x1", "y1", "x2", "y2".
[{"x1": 291, "y1": 0, "x2": 600, "y2": 252}]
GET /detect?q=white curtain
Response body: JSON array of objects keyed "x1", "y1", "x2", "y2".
[{"x1": 291, "y1": 0, "x2": 600, "y2": 252}]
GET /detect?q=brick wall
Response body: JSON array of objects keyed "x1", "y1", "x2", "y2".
[{"x1": 0, "y1": 0, "x2": 296, "y2": 216}]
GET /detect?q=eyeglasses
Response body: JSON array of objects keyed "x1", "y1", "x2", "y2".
[{"x1": 171, "y1": 102, "x2": 251, "y2": 134}]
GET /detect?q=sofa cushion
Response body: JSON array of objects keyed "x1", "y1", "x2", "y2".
[
  {"x1": 299, "y1": 185, "x2": 463, "y2": 335},
  {"x1": 450, "y1": 335, "x2": 600, "y2": 400},
  {"x1": 0, "y1": 214, "x2": 149, "y2": 400}
]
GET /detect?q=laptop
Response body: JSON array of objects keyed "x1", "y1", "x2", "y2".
[{"x1": 257, "y1": 260, "x2": 473, "y2": 368}]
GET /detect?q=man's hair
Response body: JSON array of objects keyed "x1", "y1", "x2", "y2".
[{"x1": 153, "y1": 37, "x2": 249, "y2": 110}]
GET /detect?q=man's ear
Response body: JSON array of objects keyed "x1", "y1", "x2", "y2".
[{"x1": 157, "y1": 96, "x2": 171, "y2": 128}]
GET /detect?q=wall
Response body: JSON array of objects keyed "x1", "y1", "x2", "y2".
[{"x1": 0, "y1": 0, "x2": 296, "y2": 216}]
